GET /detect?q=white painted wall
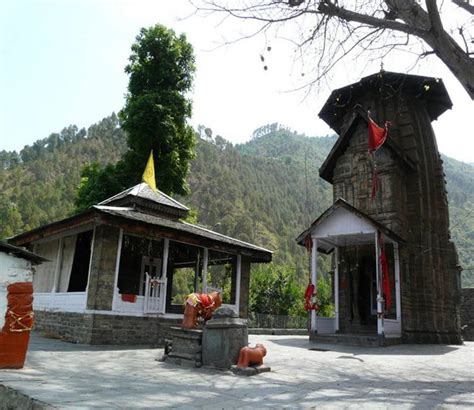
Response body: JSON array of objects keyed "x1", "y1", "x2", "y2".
[
  {"x1": 33, "y1": 292, "x2": 87, "y2": 313},
  {"x1": 0, "y1": 252, "x2": 33, "y2": 329},
  {"x1": 312, "y1": 207, "x2": 376, "y2": 238}
]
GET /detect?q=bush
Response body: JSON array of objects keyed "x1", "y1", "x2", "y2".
[{"x1": 249, "y1": 264, "x2": 334, "y2": 317}]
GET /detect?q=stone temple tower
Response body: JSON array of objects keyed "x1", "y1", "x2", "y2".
[{"x1": 317, "y1": 71, "x2": 462, "y2": 344}]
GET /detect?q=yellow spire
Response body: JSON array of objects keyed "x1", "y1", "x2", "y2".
[{"x1": 142, "y1": 150, "x2": 157, "y2": 192}]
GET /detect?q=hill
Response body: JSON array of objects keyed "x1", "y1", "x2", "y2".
[{"x1": 1, "y1": 117, "x2": 473, "y2": 286}]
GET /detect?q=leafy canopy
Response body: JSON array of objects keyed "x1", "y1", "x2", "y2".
[{"x1": 75, "y1": 24, "x2": 196, "y2": 212}]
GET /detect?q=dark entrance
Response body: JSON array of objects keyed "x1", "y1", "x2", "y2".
[{"x1": 358, "y1": 255, "x2": 377, "y2": 328}]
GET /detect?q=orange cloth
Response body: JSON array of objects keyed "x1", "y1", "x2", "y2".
[{"x1": 198, "y1": 293, "x2": 213, "y2": 308}]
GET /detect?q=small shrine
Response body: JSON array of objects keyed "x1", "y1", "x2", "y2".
[{"x1": 9, "y1": 180, "x2": 272, "y2": 346}]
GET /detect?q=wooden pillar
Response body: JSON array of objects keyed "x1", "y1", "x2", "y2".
[
  {"x1": 52, "y1": 237, "x2": 64, "y2": 293},
  {"x1": 202, "y1": 247, "x2": 209, "y2": 293},
  {"x1": 335, "y1": 246, "x2": 340, "y2": 332},
  {"x1": 160, "y1": 238, "x2": 169, "y2": 313},
  {"x1": 311, "y1": 236, "x2": 318, "y2": 333},
  {"x1": 235, "y1": 254, "x2": 242, "y2": 313},
  {"x1": 238, "y1": 257, "x2": 251, "y2": 319},
  {"x1": 111, "y1": 229, "x2": 123, "y2": 312},
  {"x1": 394, "y1": 242, "x2": 402, "y2": 323},
  {"x1": 375, "y1": 232, "x2": 384, "y2": 335}
]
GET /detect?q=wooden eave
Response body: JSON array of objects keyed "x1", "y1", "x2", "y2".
[
  {"x1": 94, "y1": 209, "x2": 272, "y2": 263},
  {"x1": 9, "y1": 206, "x2": 272, "y2": 263},
  {"x1": 319, "y1": 71, "x2": 452, "y2": 134},
  {"x1": 0, "y1": 241, "x2": 48, "y2": 264},
  {"x1": 9, "y1": 210, "x2": 97, "y2": 246},
  {"x1": 296, "y1": 198, "x2": 406, "y2": 251}
]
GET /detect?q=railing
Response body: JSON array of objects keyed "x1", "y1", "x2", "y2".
[
  {"x1": 248, "y1": 312, "x2": 308, "y2": 329},
  {"x1": 33, "y1": 292, "x2": 87, "y2": 313},
  {"x1": 144, "y1": 274, "x2": 167, "y2": 314}
]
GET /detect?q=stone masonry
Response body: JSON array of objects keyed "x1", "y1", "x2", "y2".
[
  {"x1": 461, "y1": 288, "x2": 474, "y2": 341},
  {"x1": 86, "y1": 225, "x2": 121, "y2": 311},
  {"x1": 321, "y1": 73, "x2": 462, "y2": 344},
  {"x1": 34, "y1": 310, "x2": 180, "y2": 346}
]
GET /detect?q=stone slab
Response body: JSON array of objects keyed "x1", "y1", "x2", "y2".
[
  {"x1": 0, "y1": 332, "x2": 472, "y2": 409},
  {"x1": 231, "y1": 364, "x2": 271, "y2": 376}
]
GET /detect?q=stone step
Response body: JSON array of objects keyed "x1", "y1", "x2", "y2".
[{"x1": 310, "y1": 333, "x2": 402, "y2": 347}]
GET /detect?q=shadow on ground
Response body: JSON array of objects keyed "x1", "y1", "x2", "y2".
[{"x1": 269, "y1": 336, "x2": 461, "y2": 356}]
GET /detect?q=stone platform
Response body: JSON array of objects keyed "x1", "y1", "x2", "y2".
[
  {"x1": 310, "y1": 333, "x2": 402, "y2": 347},
  {"x1": 0, "y1": 333, "x2": 472, "y2": 408},
  {"x1": 163, "y1": 326, "x2": 203, "y2": 367}
]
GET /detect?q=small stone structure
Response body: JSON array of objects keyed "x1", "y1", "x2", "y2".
[
  {"x1": 461, "y1": 288, "x2": 474, "y2": 341},
  {"x1": 163, "y1": 307, "x2": 249, "y2": 370},
  {"x1": 202, "y1": 307, "x2": 248, "y2": 369},
  {"x1": 163, "y1": 327, "x2": 203, "y2": 367}
]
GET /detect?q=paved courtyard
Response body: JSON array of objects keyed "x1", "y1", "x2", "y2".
[{"x1": 0, "y1": 332, "x2": 473, "y2": 409}]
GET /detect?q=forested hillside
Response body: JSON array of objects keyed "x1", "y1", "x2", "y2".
[{"x1": 1, "y1": 116, "x2": 473, "y2": 286}]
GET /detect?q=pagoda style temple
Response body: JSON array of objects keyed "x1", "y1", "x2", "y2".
[
  {"x1": 10, "y1": 183, "x2": 272, "y2": 345},
  {"x1": 297, "y1": 71, "x2": 462, "y2": 344}
]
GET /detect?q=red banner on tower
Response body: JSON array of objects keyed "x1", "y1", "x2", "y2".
[{"x1": 368, "y1": 117, "x2": 389, "y2": 152}]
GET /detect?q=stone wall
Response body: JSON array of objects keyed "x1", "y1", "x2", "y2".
[
  {"x1": 89, "y1": 314, "x2": 180, "y2": 346},
  {"x1": 461, "y1": 288, "x2": 474, "y2": 341},
  {"x1": 239, "y1": 257, "x2": 251, "y2": 319},
  {"x1": 34, "y1": 310, "x2": 93, "y2": 344},
  {"x1": 33, "y1": 310, "x2": 180, "y2": 346},
  {"x1": 86, "y1": 226, "x2": 121, "y2": 311}
]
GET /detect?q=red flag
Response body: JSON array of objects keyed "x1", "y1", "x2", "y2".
[
  {"x1": 379, "y1": 237, "x2": 392, "y2": 312},
  {"x1": 368, "y1": 116, "x2": 388, "y2": 152}
]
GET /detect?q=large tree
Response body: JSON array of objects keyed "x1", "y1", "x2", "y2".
[
  {"x1": 197, "y1": 0, "x2": 474, "y2": 98},
  {"x1": 75, "y1": 24, "x2": 196, "y2": 211}
]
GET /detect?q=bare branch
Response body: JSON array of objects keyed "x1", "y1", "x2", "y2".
[
  {"x1": 451, "y1": 0, "x2": 474, "y2": 14},
  {"x1": 318, "y1": 1, "x2": 429, "y2": 37},
  {"x1": 195, "y1": 0, "x2": 474, "y2": 98}
]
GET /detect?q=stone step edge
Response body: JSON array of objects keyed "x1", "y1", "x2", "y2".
[{"x1": 0, "y1": 384, "x2": 55, "y2": 409}]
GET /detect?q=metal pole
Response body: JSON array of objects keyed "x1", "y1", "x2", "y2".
[
  {"x1": 375, "y1": 232, "x2": 384, "y2": 336},
  {"x1": 235, "y1": 255, "x2": 242, "y2": 315},
  {"x1": 335, "y1": 246, "x2": 340, "y2": 332},
  {"x1": 311, "y1": 237, "x2": 318, "y2": 333},
  {"x1": 394, "y1": 242, "x2": 401, "y2": 325},
  {"x1": 160, "y1": 238, "x2": 169, "y2": 313},
  {"x1": 202, "y1": 248, "x2": 209, "y2": 293}
]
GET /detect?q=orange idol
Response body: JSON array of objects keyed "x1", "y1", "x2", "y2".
[
  {"x1": 182, "y1": 291, "x2": 222, "y2": 328},
  {"x1": 0, "y1": 282, "x2": 34, "y2": 369}
]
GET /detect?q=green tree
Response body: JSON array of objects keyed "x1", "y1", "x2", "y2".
[
  {"x1": 75, "y1": 24, "x2": 196, "y2": 211},
  {"x1": 0, "y1": 199, "x2": 24, "y2": 239},
  {"x1": 249, "y1": 264, "x2": 305, "y2": 316}
]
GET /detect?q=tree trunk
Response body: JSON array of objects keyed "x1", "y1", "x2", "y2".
[{"x1": 387, "y1": 0, "x2": 474, "y2": 99}]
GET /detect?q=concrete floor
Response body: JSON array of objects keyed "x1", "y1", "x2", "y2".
[{"x1": 0, "y1": 332, "x2": 473, "y2": 409}]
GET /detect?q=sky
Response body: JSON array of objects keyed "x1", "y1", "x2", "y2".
[{"x1": 1, "y1": 0, "x2": 473, "y2": 163}]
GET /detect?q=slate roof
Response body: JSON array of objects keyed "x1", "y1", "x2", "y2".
[
  {"x1": 10, "y1": 182, "x2": 272, "y2": 262},
  {"x1": 296, "y1": 198, "x2": 405, "y2": 253},
  {"x1": 99, "y1": 183, "x2": 189, "y2": 213},
  {"x1": 0, "y1": 241, "x2": 47, "y2": 264},
  {"x1": 94, "y1": 206, "x2": 272, "y2": 258},
  {"x1": 319, "y1": 71, "x2": 452, "y2": 135}
]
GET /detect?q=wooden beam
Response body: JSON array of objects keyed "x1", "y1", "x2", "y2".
[
  {"x1": 10, "y1": 212, "x2": 97, "y2": 246},
  {"x1": 96, "y1": 212, "x2": 272, "y2": 263}
]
